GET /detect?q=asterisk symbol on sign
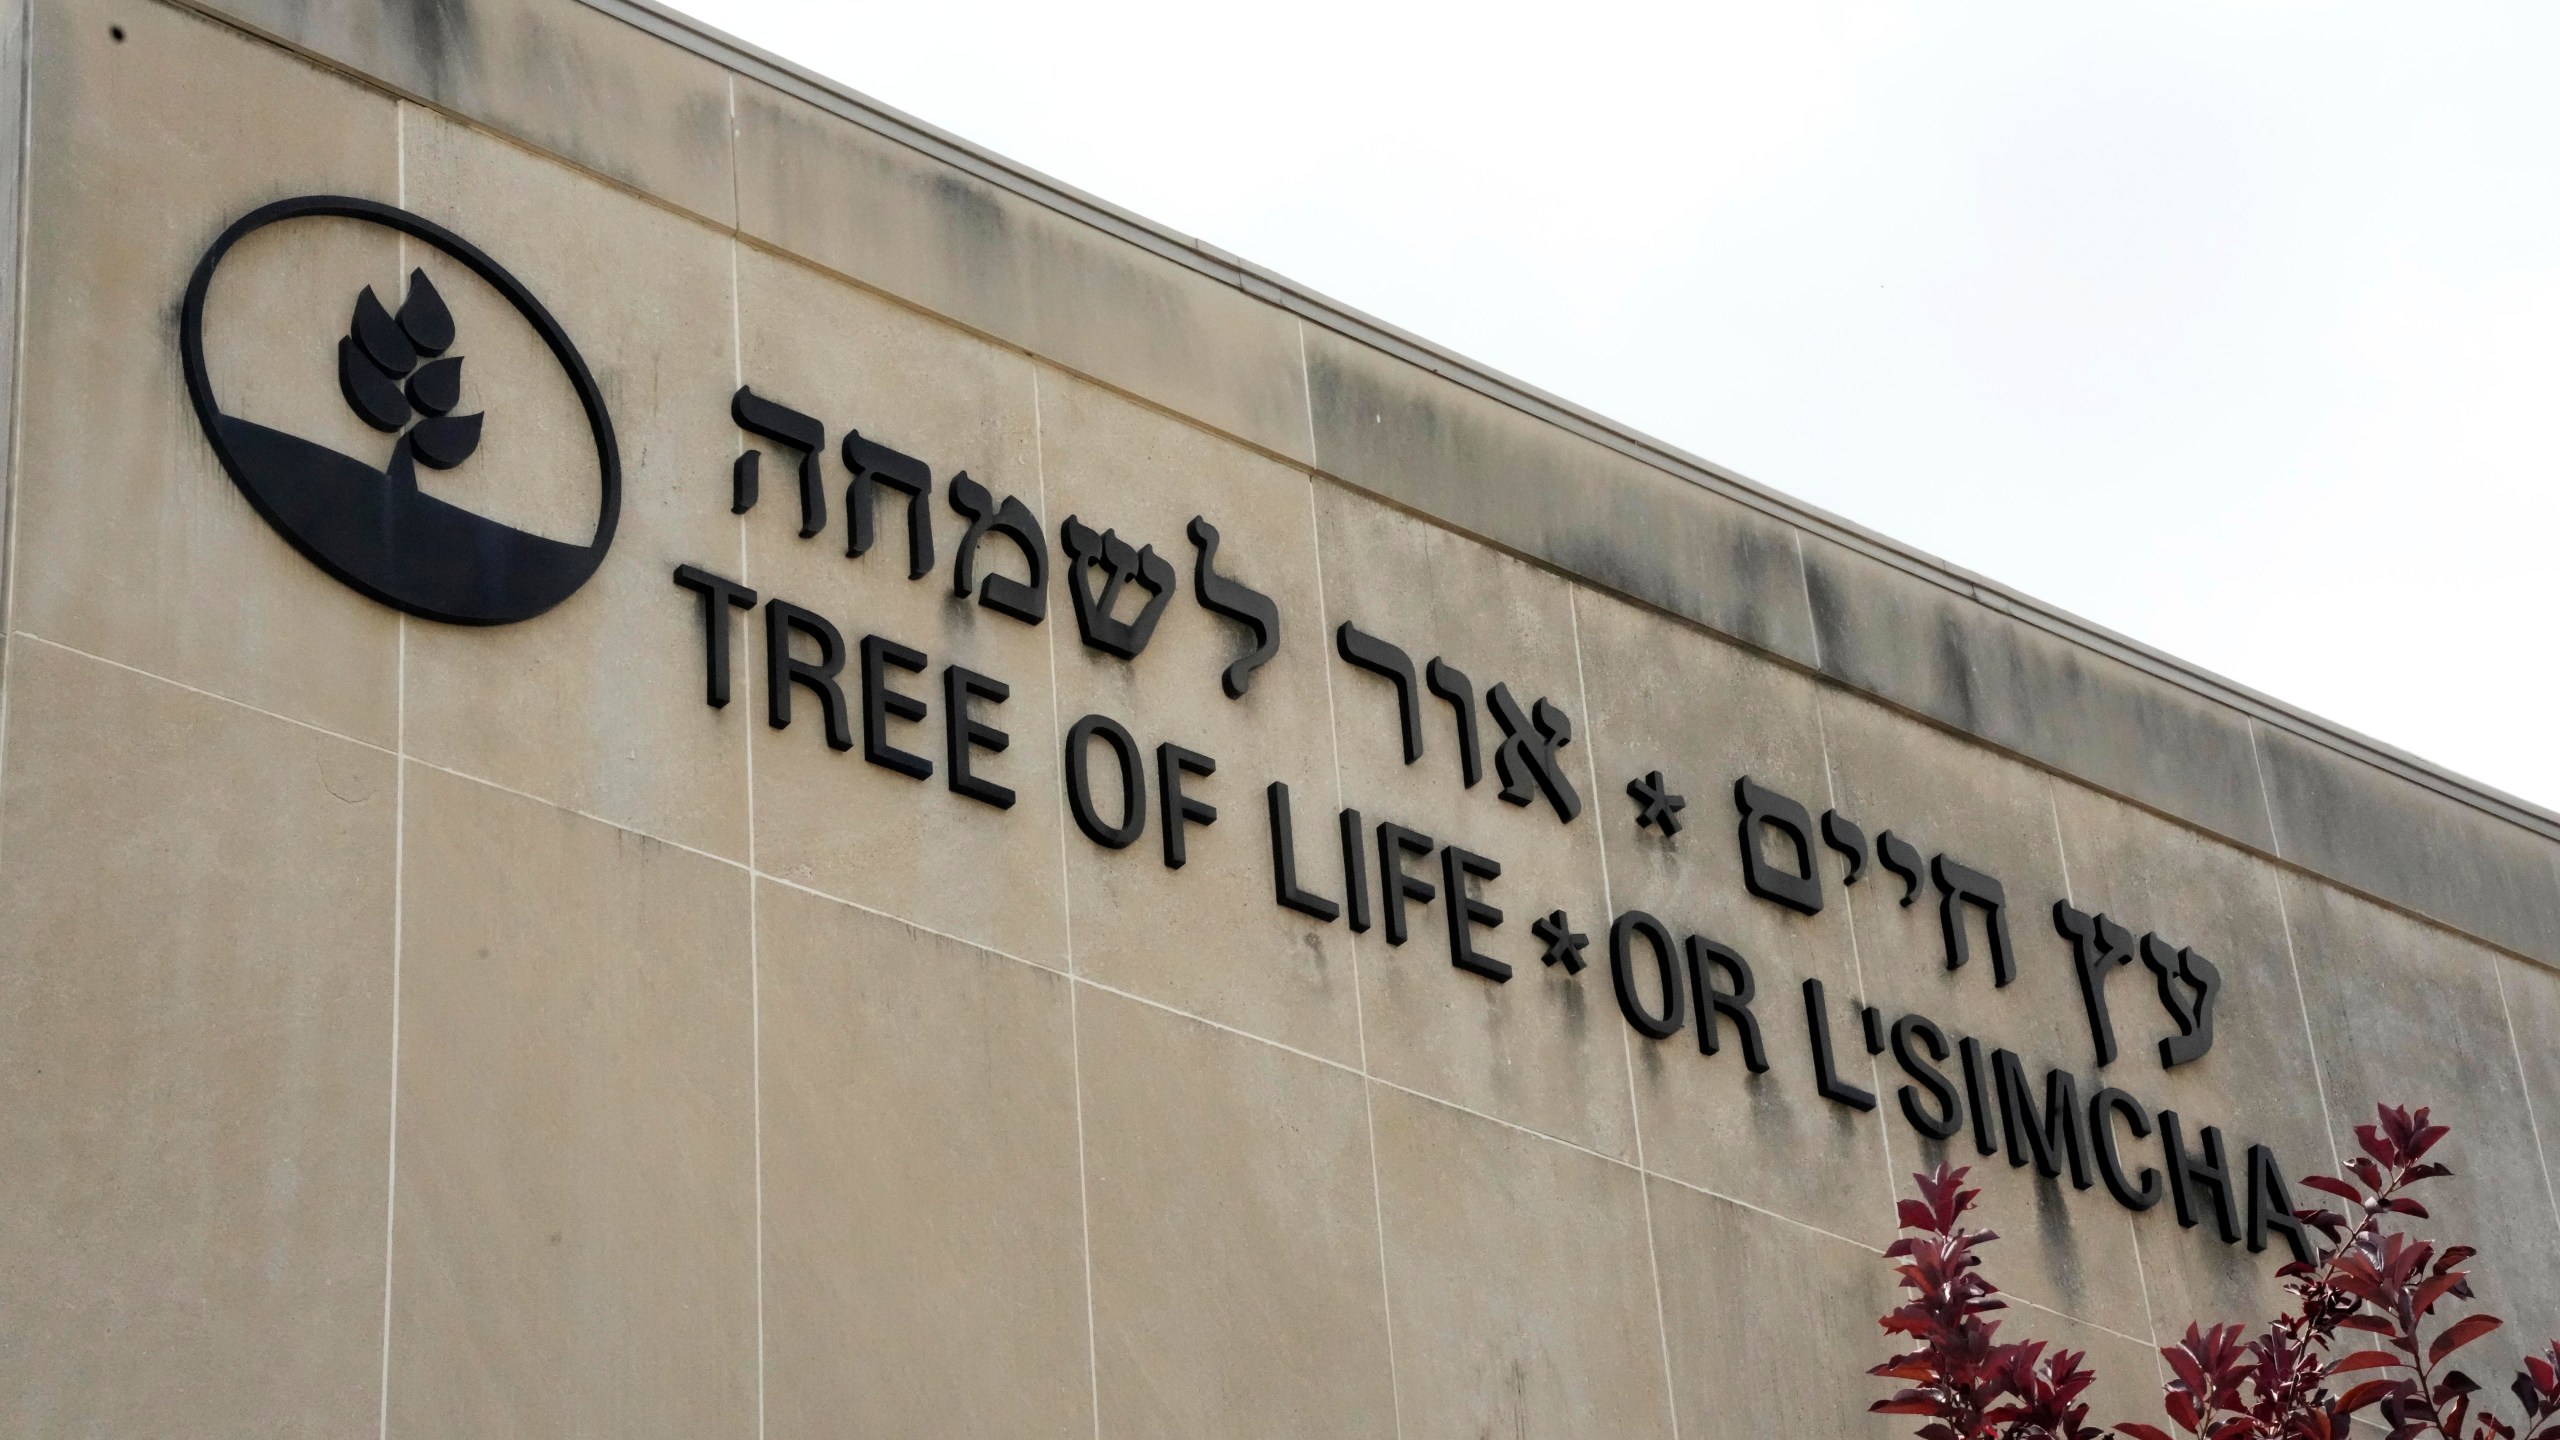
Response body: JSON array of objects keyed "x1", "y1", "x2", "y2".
[
  {"x1": 1626, "y1": 770, "x2": 1687, "y2": 836},
  {"x1": 1533, "y1": 909, "x2": 1589, "y2": 974}
]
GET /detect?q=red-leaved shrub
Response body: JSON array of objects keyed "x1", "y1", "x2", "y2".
[{"x1": 1872, "y1": 1104, "x2": 2560, "y2": 1440}]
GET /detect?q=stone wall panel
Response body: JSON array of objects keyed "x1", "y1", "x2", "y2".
[
  {"x1": 1370, "y1": 1085, "x2": 1677, "y2": 1440},
  {"x1": 14, "y1": 0, "x2": 402, "y2": 744},
  {"x1": 1575, "y1": 584, "x2": 1897, "y2": 1247},
  {"x1": 2260, "y1": 724, "x2": 2560, "y2": 968},
  {"x1": 385, "y1": 766, "x2": 757, "y2": 1438},
  {"x1": 1041, "y1": 372, "x2": 1358, "y2": 1060},
  {"x1": 736, "y1": 246, "x2": 1069, "y2": 966},
  {"x1": 0, "y1": 642, "x2": 395, "y2": 1438},
  {"x1": 1079, "y1": 988, "x2": 1398, "y2": 1439},
  {"x1": 1313, "y1": 480, "x2": 1632, "y2": 1160},
  {"x1": 756, "y1": 880, "x2": 1093, "y2": 1440},
  {"x1": 2282, "y1": 875, "x2": 2560, "y2": 1388}
]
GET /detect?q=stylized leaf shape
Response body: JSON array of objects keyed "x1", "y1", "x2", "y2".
[
  {"x1": 408, "y1": 412, "x2": 483, "y2": 470},
  {"x1": 339, "y1": 336, "x2": 411, "y2": 432},
  {"x1": 349, "y1": 285, "x2": 417, "y2": 375},
  {"x1": 405, "y1": 355, "x2": 463, "y2": 417},
  {"x1": 397, "y1": 268, "x2": 455, "y2": 356}
]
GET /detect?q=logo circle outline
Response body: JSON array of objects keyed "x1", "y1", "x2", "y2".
[{"x1": 179, "y1": 194, "x2": 621, "y2": 625}]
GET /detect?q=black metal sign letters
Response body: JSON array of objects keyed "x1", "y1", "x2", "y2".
[
  {"x1": 658, "y1": 368, "x2": 2292, "y2": 1265},
  {"x1": 171, "y1": 183, "x2": 2314, "y2": 1285},
  {"x1": 174, "y1": 199, "x2": 2305, "y2": 1277}
]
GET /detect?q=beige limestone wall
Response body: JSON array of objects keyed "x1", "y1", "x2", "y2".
[{"x1": 0, "y1": 1, "x2": 2554, "y2": 1435}]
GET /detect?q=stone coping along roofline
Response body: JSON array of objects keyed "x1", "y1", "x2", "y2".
[{"x1": 156, "y1": 0, "x2": 2560, "y2": 971}]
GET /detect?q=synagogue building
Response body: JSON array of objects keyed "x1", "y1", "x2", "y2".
[{"x1": 0, "y1": 0, "x2": 2555, "y2": 1433}]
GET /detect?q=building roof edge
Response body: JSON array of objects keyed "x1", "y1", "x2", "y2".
[{"x1": 583, "y1": 0, "x2": 2560, "y2": 848}]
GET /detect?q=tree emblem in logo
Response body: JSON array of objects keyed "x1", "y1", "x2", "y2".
[
  {"x1": 180, "y1": 195, "x2": 619, "y2": 626},
  {"x1": 334, "y1": 267, "x2": 482, "y2": 474}
]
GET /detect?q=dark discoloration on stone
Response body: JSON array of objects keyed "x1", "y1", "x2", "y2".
[
  {"x1": 1804, "y1": 535, "x2": 2274, "y2": 853},
  {"x1": 1317, "y1": 331, "x2": 2559, "y2": 967},
  {"x1": 1305, "y1": 327, "x2": 1815, "y2": 665},
  {"x1": 930, "y1": 168, "x2": 1012, "y2": 252},
  {"x1": 2258, "y1": 728, "x2": 2560, "y2": 966},
  {"x1": 1929, "y1": 608, "x2": 1984, "y2": 737},
  {"x1": 734, "y1": 82, "x2": 1030, "y2": 336},
  {"x1": 398, "y1": 0, "x2": 472, "y2": 100},
  {"x1": 735, "y1": 78, "x2": 1305, "y2": 459},
  {"x1": 205, "y1": 0, "x2": 734, "y2": 221}
]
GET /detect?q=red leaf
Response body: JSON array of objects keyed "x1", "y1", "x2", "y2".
[
  {"x1": 2429, "y1": 1313, "x2": 2503, "y2": 1368},
  {"x1": 2332, "y1": 1349, "x2": 2406, "y2": 1373},
  {"x1": 2166, "y1": 1345, "x2": 2209, "y2": 1393},
  {"x1": 2114, "y1": 1425, "x2": 2176, "y2": 1440},
  {"x1": 2357, "y1": 1124, "x2": 2395, "y2": 1165},
  {"x1": 2302, "y1": 1174, "x2": 2364, "y2": 1201},
  {"x1": 2336, "y1": 1378, "x2": 2400, "y2": 1412},
  {"x1": 2411, "y1": 1271, "x2": 2465, "y2": 1315}
]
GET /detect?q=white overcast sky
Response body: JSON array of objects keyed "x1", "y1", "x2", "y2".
[{"x1": 674, "y1": 0, "x2": 2560, "y2": 810}]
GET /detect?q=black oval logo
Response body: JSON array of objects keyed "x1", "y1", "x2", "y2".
[{"x1": 180, "y1": 195, "x2": 620, "y2": 626}]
